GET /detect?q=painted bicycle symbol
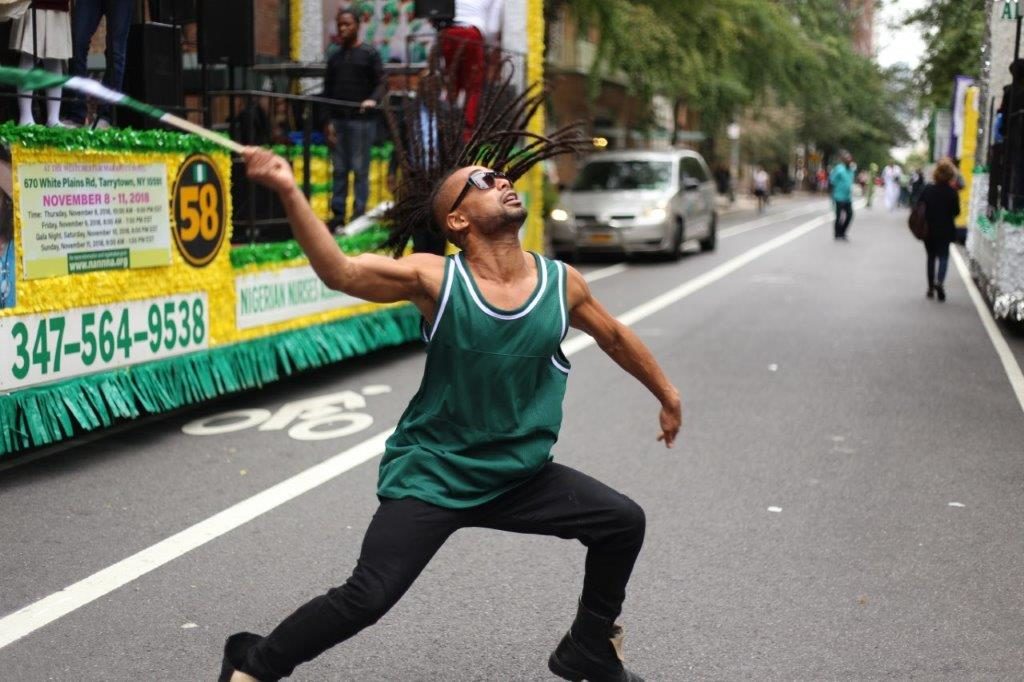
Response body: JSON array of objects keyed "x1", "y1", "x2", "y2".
[{"x1": 181, "y1": 385, "x2": 391, "y2": 441}]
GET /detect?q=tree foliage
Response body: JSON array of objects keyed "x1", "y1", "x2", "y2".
[
  {"x1": 549, "y1": 0, "x2": 911, "y2": 166},
  {"x1": 903, "y1": 0, "x2": 987, "y2": 110}
]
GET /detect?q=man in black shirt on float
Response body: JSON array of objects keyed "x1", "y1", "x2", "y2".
[{"x1": 322, "y1": 9, "x2": 385, "y2": 230}]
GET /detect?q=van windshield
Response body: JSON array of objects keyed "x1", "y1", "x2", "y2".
[{"x1": 572, "y1": 160, "x2": 672, "y2": 191}]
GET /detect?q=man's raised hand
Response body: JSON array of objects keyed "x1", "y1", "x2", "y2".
[{"x1": 242, "y1": 147, "x2": 296, "y2": 195}]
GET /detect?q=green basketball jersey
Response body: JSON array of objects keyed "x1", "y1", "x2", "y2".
[{"x1": 379, "y1": 252, "x2": 572, "y2": 508}]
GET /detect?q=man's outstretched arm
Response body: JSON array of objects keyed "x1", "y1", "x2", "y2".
[
  {"x1": 566, "y1": 266, "x2": 682, "y2": 447},
  {"x1": 241, "y1": 147, "x2": 442, "y2": 310}
]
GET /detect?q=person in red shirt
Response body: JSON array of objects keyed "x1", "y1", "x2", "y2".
[{"x1": 439, "y1": 0, "x2": 503, "y2": 132}]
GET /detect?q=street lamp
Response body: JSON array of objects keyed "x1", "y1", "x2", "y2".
[{"x1": 726, "y1": 123, "x2": 741, "y2": 203}]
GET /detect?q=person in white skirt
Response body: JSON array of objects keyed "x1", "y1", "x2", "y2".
[
  {"x1": 882, "y1": 162, "x2": 902, "y2": 212},
  {"x1": 9, "y1": 0, "x2": 71, "y2": 126}
]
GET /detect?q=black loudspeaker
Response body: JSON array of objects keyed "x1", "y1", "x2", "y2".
[
  {"x1": 149, "y1": 0, "x2": 196, "y2": 24},
  {"x1": 198, "y1": 0, "x2": 254, "y2": 66},
  {"x1": 122, "y1": 22, "x2": 182, "y2": 128},
  {"x1": 414, "y1": 0, "x2": 455, "y2": 21}
]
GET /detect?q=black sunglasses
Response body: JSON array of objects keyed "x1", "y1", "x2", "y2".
[{"x1": 449, "y1": 170, "x2": 509, "y2": 213}]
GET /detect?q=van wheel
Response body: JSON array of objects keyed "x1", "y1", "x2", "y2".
[
  {"x1": 668, "y1": 219, "x2": 684, "y2": 261},
  {"x1": 699, "y1": 212, "x2": 718, "y2": 252}
]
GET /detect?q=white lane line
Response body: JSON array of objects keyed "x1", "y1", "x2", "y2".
[
  {"x1": 952, "y1": 248, "x2": 1024, "y2": 414},
  {"x1": 562, "y1": 213, "x2": 831, "y2": 356},
  {"x1": 0, "y1": 211, "x2": 830, "y2": 650},
  {"x1": 721, "y1": 200, "x2": 864, "y2": 240},
  {"x1": 0, "y1": 432, "x2": 393, "y2": 650},
  {"x1": 574, "y1": 203, "x2": 829, "y2": 285},
  {"x1": 718, "y1": 202, "x2": 830, "y2": 239},
  {"x1": 582, "y1": 263, "x2": 629, "y2": 283}
]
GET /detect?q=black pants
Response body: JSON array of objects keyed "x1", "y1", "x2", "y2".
[
  {"x1": 834, "y1": 200, "x2": 853, "y2": 238},
  {"x1": 236, "y1": 463, "x2": 646, "y2": 680}
]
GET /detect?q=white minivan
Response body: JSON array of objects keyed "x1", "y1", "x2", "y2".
[{"x1": 548, "y1": 150, "x2": 718, "y2": 259}]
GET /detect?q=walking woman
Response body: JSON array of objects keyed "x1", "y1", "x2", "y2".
[{"x1": 918, "y1": 158, "x2": 960, "y2": 301}]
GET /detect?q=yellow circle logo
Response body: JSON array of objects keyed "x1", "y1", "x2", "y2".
[{"x1": 172, "y1": 154, "x2": 226, "y2": 267}]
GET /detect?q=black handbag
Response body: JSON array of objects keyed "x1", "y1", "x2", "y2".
[{"x1": 908, "y1": 201, "x2": 928, "y2": 241}]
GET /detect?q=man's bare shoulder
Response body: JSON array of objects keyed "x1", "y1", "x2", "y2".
[
  {"x1": 396, "y1": 251, "x2": 447, "y2": 295},
  {"x1": 563, "y1": 263, "x2": 590, "y2": 307},
  {"x1": 397, "y1": 251, "x2": 447, "y2": 273}
]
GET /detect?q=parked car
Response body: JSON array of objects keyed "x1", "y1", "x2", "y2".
[{"x1": 548, "y1": 150, "x2": 718, "y2": 260}]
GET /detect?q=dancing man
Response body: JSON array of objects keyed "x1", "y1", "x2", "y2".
[{"x1": 221, "y1": 78, "x2": 681, "y2": 682}]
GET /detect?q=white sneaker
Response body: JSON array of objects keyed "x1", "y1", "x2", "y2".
[
  {"x1": 92, "y1": 117, "x2": 111, "y2": 130},
  {"x1": 59, "y1": 118, "x2": 83, "y2": 128}
]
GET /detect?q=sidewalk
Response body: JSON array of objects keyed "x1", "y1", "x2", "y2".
[{"x1": 716, "y1": 190, "x2": 824, "y2": 217}]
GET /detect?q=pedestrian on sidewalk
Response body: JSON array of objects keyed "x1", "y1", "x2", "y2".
[
  {"x1": 322, "y1": 8, "x2": 385, "y2": 231},
  {"x1": 713, "y1": 163, "x2": 733, "y2": 203},
  {"x1": 830, "y1": 152, "x2": 855, "y2": 240},
  {"x1": 898, "y1": 168, "x2": 912, "y2": 208},
  {"x1": 753, "y1": 166, "x2": 770, "y2": 212},
  {"x1": 864, "y1": 162, "x2": 878, "y2": 208},
  {"x1": 909, "y1": 167, "x2": 925, "y2": 206},
  {"x1": 882, "y1": 161, "x2": 901, "y2": 211},
  {"x1": 222, "y1": 79, "x2": 679, "y2": 682},
  {"x1": 815, "y1": 167, "x2": 828, "y2": 193},
  {"x1": 917, "y1": 158, "x2": 961, "y2": 302}
]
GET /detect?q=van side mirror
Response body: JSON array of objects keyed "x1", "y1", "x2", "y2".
[{"x1": 682, "y1": 177, "x2": 700, "y2": 191}]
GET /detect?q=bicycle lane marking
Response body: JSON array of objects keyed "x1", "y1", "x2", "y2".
[
  {"x1": 0, "y1": 211, "x2": 831, "y2": 651},
  {"x1": 181, "y1": 387, "x2": 385, "y2": 441}
]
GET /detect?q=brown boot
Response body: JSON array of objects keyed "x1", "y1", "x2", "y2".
[{"x1": 548, "y1": 601, "x2": 645, "y2": 682}]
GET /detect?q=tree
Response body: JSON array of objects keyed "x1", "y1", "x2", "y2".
[
  {"x1": 545, "y1": 0, "x2": 908, "y2": 165},
  {"x1": 903, "y1": 0, "x2": 987, "y2": 110}
]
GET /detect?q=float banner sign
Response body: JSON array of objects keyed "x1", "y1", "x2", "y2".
[
  {"x1": 0, "y1": 292, "x2": 208, "y2": 391},
  {"x1": 18, "y1": 162, "x2": 171, "y2": 280},
  {"x1": 236, "y1": 265, "x2": 364, "y2": 330}
]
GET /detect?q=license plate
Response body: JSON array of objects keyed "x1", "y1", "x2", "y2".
[{"x1": 587, "y1": 233, "x2": 614, "y2": 244}]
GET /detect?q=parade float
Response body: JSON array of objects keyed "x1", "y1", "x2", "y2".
[
  {"x1": 0, "y1": 0, "x2": 547, "y2": 457},
  {"x1": 967, "y1": 1, "x2": 1024, "y2": 322}
]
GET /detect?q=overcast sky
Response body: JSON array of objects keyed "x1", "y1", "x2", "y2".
[
  {"x1": 875, "y1": 0, "x2": 928, "y2": 70},
  {"x1": 875, "y1": 0, "x2": 930, "y2": 158}
]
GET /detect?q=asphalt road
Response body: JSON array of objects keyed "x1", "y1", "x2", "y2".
[{"x1": 1, "y1": 195, "x2": 1023, "y2": 681}]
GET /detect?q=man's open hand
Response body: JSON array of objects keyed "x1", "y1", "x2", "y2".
[{"x1": 657, "y1": 396, "x2": 682, "y2": 448}]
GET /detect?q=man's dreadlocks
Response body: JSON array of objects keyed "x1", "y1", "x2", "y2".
[{"x1": 381, "y1": 62, "x2": 590, "y2": 256}]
